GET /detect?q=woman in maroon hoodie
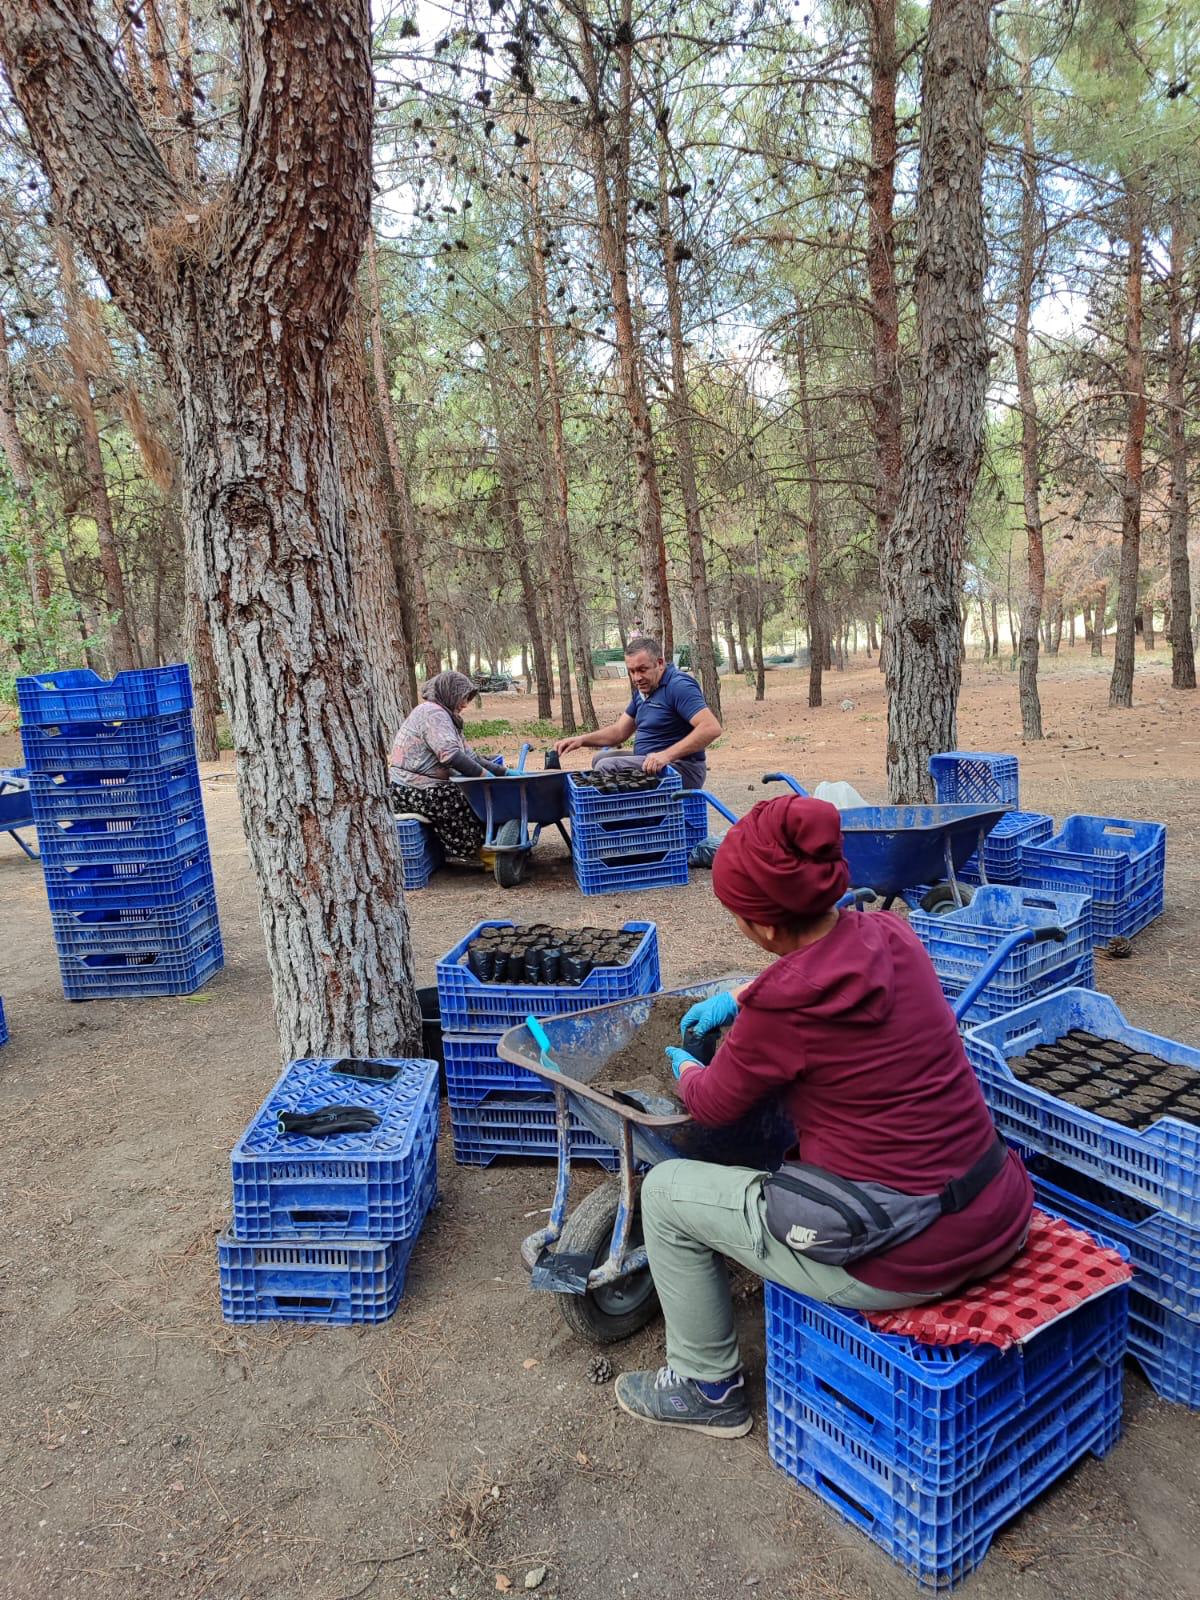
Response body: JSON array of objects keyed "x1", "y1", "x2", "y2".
[{"x1": 614, "y1": 795, "x2": 1033, "y2": 1439}]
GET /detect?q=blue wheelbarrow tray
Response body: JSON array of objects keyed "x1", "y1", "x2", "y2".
[
  {"x1": 837, "y1": 804, "x2": 1009, "y2": 900},
  {"x1": 451, "y1": 766, "x2": 570, "y2": 886}
]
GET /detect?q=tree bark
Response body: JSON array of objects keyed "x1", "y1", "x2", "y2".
[
  {"x1": 795, "y1": 318, "x2": 826, "y2": 709},
  {"x1": 1050, "y1": 596, "x2": 1064, "y2": 654},
  {"x1": 864, "y1": 0, "x2": 903, "y2": 566},
  {"x1": 1166, "y1": 193, "x2": 1196, "y2": 690},
  {"x1": 0, "y1": 303, "x2": 53, "y2": 611},
  {"x1": 1092, "y1": 584, "x2": 1106, "y2": 655},
  {"x1": 526, "y1": 135, "x2": 596, "y2": 728},
  {"x1": 1069, "y1": 606, "x2": 1076, "y2": 648},
  {"x1": 2, "y1": 0, "x2": 420, "y2": 1061},
  {"x1": 1141, "y1": 604, "x2": 1155, "y2": 650},
  {"x1": 880, "y1": 0, "x2": 991, "y2": 800},
  {"x1": 54, "y1": 229, "x2": 136, "y2": 673},
  {"x1": 1014, "y1": 40, "x2": 1045, "y2": 744},
  {"x1": 1109, "y1": 178, "x2": 1148, "y2": 708},
  {"x1": 724, "y1": 612, "x2": 740, "y2": 675},
  {"x1": 527, "y1": 321, "x2": 576, "y2": 733},
  {"x1": 753, "y1": 529, "x2": 766, "y2": 702},
  {"x1": 365, "y1": 231, "x2": 435, "y2": 689},
  {"x1": 657, "y1": 123, "x2": 721, "y2": 718},
  {"x1": 979, "y1": 593, "x2": 990, "y2": 659},
  {"x1": 186, "y1": 586, "x2": 221, "y2": 762}
]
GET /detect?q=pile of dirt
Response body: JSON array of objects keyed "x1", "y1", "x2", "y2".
[
  {"x1": 590, "y1": 995, "x2": 724, "y2": 1106},
  {"x1": 1008, "y1": 1029, "x2": 1200, "y2": 1128}
]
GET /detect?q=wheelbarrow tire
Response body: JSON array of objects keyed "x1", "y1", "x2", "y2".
[
  {"x1": 493, "y1": 819, "x2": 528, "y2": 888},
  {"x1": 555, "y1": 1178, "x2": 659, "y2": 1345},
  {"x1": 919, "y1": 880, "x2": 974, "y2": 917}
]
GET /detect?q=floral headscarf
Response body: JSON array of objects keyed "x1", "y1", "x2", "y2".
[{"x1": 422, "y1": 670, "x2": 478, "y2": 729}]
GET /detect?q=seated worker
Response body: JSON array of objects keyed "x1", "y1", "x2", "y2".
[
  {"x1": 389, "y1": 671, "x2": 504, "y2": 860},
  {"x1": 554, "y1": 635, "x2": 721, "y2": 790},
  {"x1": 614, "y1": 794, "x2": 1033, "y2": 1439}
]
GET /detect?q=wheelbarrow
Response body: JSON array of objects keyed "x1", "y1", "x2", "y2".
[
  {"x1": 762, "y1": 772, "x2": 1007, "y2": 913},
  {"x1": 0, "y1": 767, "x2": 38, "y2": 860},
  {"x1": 497, "y1": 927, "x2": 1067, "y2": 1344},
  {"x1": 452, "y1": 744, "x2": 571, "y2": 889}
]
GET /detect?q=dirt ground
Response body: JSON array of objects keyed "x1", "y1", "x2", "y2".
[{"x1": 1, "y1": 650, "x2": 1198, "y2": 1600}]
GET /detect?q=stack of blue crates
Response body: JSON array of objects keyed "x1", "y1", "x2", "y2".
[
  {"x1": 910, "y1": 885, "x2": 1094, "y2": 1024},
  {"x1": 18, "y1": 667, "x2": 222, "y2": 1000},
  {"x1": 0, "y1": 996, "x2": 7, "y2": 1047},
  {"x1": 568, "y1": 769, "x2": 689, "y2": 895},
  {"x1": 680, "y1": 790, "x2": 711, "y2": 854},
  {"x1": 219, "y1": 1053, "x2": 439, "y2": 1323},
  {"x1": 395, "y1": 815, "x2": 443, "y2": 891},
  {"x1": 928, "y1": 750, "x2": 1053, "y2": 885},
  {"x1": 437, "y1": 918, "x2": 660, "y2": 1165},
  {"x1": 964, "y1": 988, "x2": 1200, "y2": 1408},
  {"x1": 764, "y1": 1279, "x2": 1127, "y2": 1588},
  {"x1": 1021, "y1": 815, "x2": 1166, "y2": 944}
]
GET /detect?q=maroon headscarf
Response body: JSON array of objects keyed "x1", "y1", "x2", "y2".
[{"x1": 712, "y1": 795, "x2": 849, "y2": 923}]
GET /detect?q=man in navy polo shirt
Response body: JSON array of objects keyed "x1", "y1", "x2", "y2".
[{"x1": 555, "y1": 636, "x2": 722, "y2": 790}]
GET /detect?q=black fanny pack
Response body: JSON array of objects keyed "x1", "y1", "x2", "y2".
[{"x1": 762, "y1": 1135, "x2": 1009, "y2": 1266}]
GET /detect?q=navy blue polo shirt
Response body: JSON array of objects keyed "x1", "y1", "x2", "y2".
[{"x1": 625, "y1": 663, "x2": 709, "y2": 756}]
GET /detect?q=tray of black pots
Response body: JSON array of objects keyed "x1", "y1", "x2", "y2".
[{"x1": 464, "y1": 923, "x2": 642, "y2": 986}]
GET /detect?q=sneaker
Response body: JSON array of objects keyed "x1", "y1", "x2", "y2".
[{"x1": 614, "y1": 1365, "x2": 752, "y2": 1437}]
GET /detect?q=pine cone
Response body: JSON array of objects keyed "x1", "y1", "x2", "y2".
[
  {"x1": 587, "y1": 1354, "x2": 613, "y2": 1385},
  {"x1": 1101, "y1": 937, "x2": 1134, "y2": 960}
]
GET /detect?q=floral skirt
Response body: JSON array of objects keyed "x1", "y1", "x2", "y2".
[{"x1": 390, "y1": 780, "x2": 484, "y2": 858}]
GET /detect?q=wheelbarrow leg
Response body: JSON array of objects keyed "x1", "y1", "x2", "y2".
[{"x1": 521, "y1": 1080, "x2": 575, "y2": 1276}]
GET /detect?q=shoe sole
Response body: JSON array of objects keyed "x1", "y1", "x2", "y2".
[{"x1": 614, "y1": 1388, "x2": 753, "y2": 1438}]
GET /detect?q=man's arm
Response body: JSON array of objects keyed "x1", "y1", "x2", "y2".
[
  {"x1": 556, "y1": 711, "x2": 637, "y2": 756},
  {"x1": 642, "y1": 708, "x2": 723, "y2": 775}
]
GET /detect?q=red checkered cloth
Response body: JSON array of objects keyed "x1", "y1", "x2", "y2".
[{"x1": 862, "y1": 1210, "x2": 1132, "y2": 1349}]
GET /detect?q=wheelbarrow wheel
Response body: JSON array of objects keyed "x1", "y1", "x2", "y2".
[
  {"x1": 555, "y1": 1178, "x2": 659, "y2": 1345},
  {"x1": 493, "y1": 819, "x2": 528, "y2": 888},
  {"x1": 919, "y1": 880, "x2": 975, "y2": 917}
]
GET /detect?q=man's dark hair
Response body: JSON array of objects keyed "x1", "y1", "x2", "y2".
[{"x1": 624, "y1": 635, "x2": 662, "y2": 660}]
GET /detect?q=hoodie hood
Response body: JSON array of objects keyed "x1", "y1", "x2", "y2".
[{"x1": 741, "y1": 909, "x2": 898, "y2": 1026}]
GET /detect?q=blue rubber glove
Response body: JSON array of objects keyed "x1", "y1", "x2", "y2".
[
  {"x1": 679, "y1": 990, "x2": 739, "y2": 1041},
  {"x1": 665, "y1": 1046, "x2": 701, "y2": 1080}
]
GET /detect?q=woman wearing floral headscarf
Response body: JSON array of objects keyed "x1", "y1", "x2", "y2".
[{"x1": 389, "y1": 672, "x2": 504, "y2": 859}]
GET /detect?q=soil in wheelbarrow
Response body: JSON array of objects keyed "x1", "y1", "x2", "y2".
[{"x1": 590, "y1": 995, "x2": 731, "y2": 1107}]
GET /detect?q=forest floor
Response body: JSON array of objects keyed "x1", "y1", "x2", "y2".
[{"x1": 1, "y1": 648, "x2": 1199, "y2": 1600}]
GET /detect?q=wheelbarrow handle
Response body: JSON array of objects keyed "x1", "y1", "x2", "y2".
[
  {"x1": 514, "y1": 742, "x2": 532, "y2": 774},
  {"x1": 952, "y1": 926, "x2": 1067, "y2": 1025},
  {"x1": 678, "y1": 788, "x2": 740, "y2": 826},
  {"x1": 761, "y1": 772, "x2": 810, "y2": 796}
]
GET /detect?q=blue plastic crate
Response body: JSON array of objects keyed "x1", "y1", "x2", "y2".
[
  {"x1": 566, "y1": 766, "x2": 682, "y2": 826},
  {"x1": 35, "y1": 807, "x2": 210, "y2": 867},
  {"x1": 1021, "y1": 815, "x2": 1166, "y2": 907},
  {"x1": 57, "y1": 928, "x2": 223, "y2": 1000},
  {"x1": 18, "y1": 665, "x2": 194, "y2": 727},
  {"x1": 929, "y1": 752, "x2": 1020, "y2": 808},
  {"x1": 572, "y1": 846, "x2": 690, "y2": 897},
  {"x1": 28, "y1": 763, "x2": 203, "y2": 824},
  {"x1": 218, "y1": 1157, "x2": 437, "y2": 1324},
  {"x1": 1091, "y1": 876, "x2": 1164, "y2": 943},
  {"x1": 443, "y1": 1030, "x2": 543, "y2": 1103},
  {"x1": 449, "y1": 1092, "x2": 619, "y2": 1169},
  {"x1": 41, "y1": 851, "x2": 215, "y2": 913},
  {"x1": 571, "y1": 809, "x2": 687, "y2": 864},
  {"x1": 680, "y1": 791, "x2": 710, "y2": 851},
  {"x1": 910, "y1": 886, "x2": 1094, "y2": 1025},
  {"x1": 437, "y1": 919, "x2": 659, "y2": 1034},
  {"x1": 764, "y1": 1281, "x2": 1127, "y2": 1495},
  {"x1": 231, "y1": 1055, "x2": 440, "y2": 1241},
  {"x1": 766, "y1": 1355, "x2": 1122, "y2": 1589},
  {"x1": 959, "y1": 812, "x2": 1054, "y2": 884},
  {"x1": 19, "y1": 712, "x2": 197, "y2": 775},
  {"x1": 52, "y1": 888, "x2": 219, "y2": 953},
  {"x1": 395, "y1": 817, "x2": 443, "y2": 890},
  {"x1": 963, "y1": 989, "x2": 1200, "y2": 1224},
  {"x1": 1127, "y1": 1288, "x2": 1200, "y2": 1408},
  {"x1": 0, "y1": 996, "x2": 7, "y2": 1048}
]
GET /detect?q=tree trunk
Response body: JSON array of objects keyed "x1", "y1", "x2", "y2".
[
  {"x1": 1109, "y1": 178, "x2": 1148, "y2": 708},
  {"x1": 1141, "y1": 604, "x2": 1155, "y2": 650},
  {"x1": 657, "y1": 125, "x2": 721, "y2": 719},
  {"x1": 864, "y1": 0, "x2": 903, "y2": 567},
  {"x1": 735, "y1": 588, "x2": 752, "y2": 680},
  {"x1": 795, "y1": 320, "x2": 826, "y2": 708},
  {"x1": 1069, "y1": 607, "x2": 1076, "y2": 648},
  {"x1": 1082, "y1": 600, "x2": 1092, "y2": 642},
  {"x1": 2, "y1": 0, "x2": 420, "y2": 1062},
  {"x1": 753, "y1": 530, "x2": 766, "y2": 702},
  {"x1": 612, "y1": 556, "x2": 629, "y2": 654},
  {"x1": 527, "y1": 324, "x2": 576, "y2": 734},
  {"x1": 366, "y1": 231, "x2": 435, "y2": 688},
  {"x1": 332, "y1": 301, "x2": 411, "y2": 753},
  {"x1": 0, "y1": 304, "x2": 53, "y2": 613},
  {"x1": 866, "y1": 612, "x2": 878, "y2": 657},
  {"x1": 186, "y1": 587, "x2": 221, "y2": 762},
  {"x1": 990, "y1": 596, "x2": 1000, "y2": 660},
  {"x1": 880, "y1": 0, "x2": 991, "y2": 801},
  {"x1": 724, "y1": 613, "x2": 740, "y2": 675},
  {"x1": 1166, "y1": 194, "x2": 1196, "y2": 690},
  {"x1": 1092, "y1": 584, "x2": 1106, "y2": 655},
  {"x1": 979, "y1": 594, "x2": 990, "y2": 659},
  {"x1": 526, "y1": 136, "x2": 596, "y2": 729},
  {"x1": 574, "y1": 16, "x2": 670, "y2": 646},
  {"x1": 55, "y1": 230, "x2": 136, "y2": 673},
  {"x1": 1050, "y1": 597, "x2": 1064, "y2": 654}
]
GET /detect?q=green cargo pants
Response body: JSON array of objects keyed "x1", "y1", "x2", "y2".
[{"x1": 640, "y1": 1158, "x2": 946, "y2": 1382}]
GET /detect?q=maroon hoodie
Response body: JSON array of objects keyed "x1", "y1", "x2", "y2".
[{"x1": 680, "y1": 909, "x2": 1033, "y2": 1293}]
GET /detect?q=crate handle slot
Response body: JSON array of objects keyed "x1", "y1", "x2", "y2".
[
  {"x1": 331, "y1": 1058, "x2": 400, "y2": 1081},
  {"x1": 813, "y1": 1472, "x2": 875, "y2": 1530},
  {"x1": 289, "y1": 1209, "x2": 353, "y2": 1226},
  {"x1": 813, "y1": 1375, "x2": 874, "y2": 1428},
  {"x1": 273, "y1": 1295, "x2": 336, "y2": 1310},
  {"x1": 1102, "y1": 826, "x2": 1136, "y2": 837}
]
